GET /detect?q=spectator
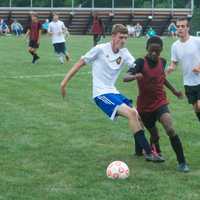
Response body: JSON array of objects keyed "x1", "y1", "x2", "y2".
[
  {"x1": 168, "y1": 22, "x2": 177, "y2": 38},
  {"x1": 42, "y1": 19, "x2": 49, "y2": 34},
  {"x1": 146, "y1": 27, "x2": 156, "y2": 38},
  {"x1": 0, "y1": 19, "x2": 9, "y2": 35},
  {"x1": 91, "y1": 14, "x2": 104, "y2": 46},
  {"x1": 134, "y1": 23, "x2": 142, "y2": 37},
  {"x1": 127, "y1": 25, "x2": 135, "y2": 37},
  {"x1": 11, "y1": 19, "x2": 23, "y2": 36}
]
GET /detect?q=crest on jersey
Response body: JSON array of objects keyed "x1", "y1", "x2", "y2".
[{"x1": 116, "y1": 56, "x2": 122, "y2": 64}]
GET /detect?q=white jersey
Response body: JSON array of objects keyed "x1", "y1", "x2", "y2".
[
  {"x1": 48, "y1": 20, "x2": 66, "y2": 44},
  {"x1": 171, "y1": 36, "x2": 200, "y2": 86},
  {"x1": 81, "y1": 42, "x2": 135, "y2": 98}
]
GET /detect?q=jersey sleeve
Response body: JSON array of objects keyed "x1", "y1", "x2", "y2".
[
  {"x1": 127, "y1": 58, "x2": 144, "y2": 74},
  {"x1": 81, "y1": 46, "x2": 101, "y2": 64},
  {"x1": 123, "y1": 49, "x2": 135, "y2": 68},
  {"x1": 171, "y1": 43, "x2": 178, "y2": 62}
]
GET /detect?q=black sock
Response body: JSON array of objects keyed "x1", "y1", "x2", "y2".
[
  {"x1": 29, "y1": 51, "x2": 34, "y2": 56},
  {"x1": 134, "y1": 136, "x2": 143, "y2": 155},
  {"x1": 169, "y1": 135, "x2": 185, "y2": 164},
  {"x1": 134, "y1": 130, "x2": 151, "y2": 155},
  {"x1": 150, "y1": 137, "x2": 161, "y2": 154},
  {"x1": 195, "y1": 112, "x2": 200, "y2": 121}
]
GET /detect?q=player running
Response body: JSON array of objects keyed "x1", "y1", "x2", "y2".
[
  {"x1": 124, "y1": 36, "x2": 189, "y2": 172},
  {"x1": 25, "y1": 12, "x2": 41, "y2": 64},
  {"x1": 60, "y1": 24, "x2": 159, "y2": 162},
  {"x1": 48, "y1": 12, "x2": 70, "y2": 64},
  {"x1": 166, "y1": 17, "x2": 200, "y2": 122}
]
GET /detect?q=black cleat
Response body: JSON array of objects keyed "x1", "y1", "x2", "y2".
[
  {"x1": 32, "y1": 55, "x2": 40, "y2": 64},
  {"x1": 177, "y1": 163, "x2": 190, "y2": 173}
]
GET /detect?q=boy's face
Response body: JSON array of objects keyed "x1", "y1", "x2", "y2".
[
  {"x1": 176, "y1": 20, "x2": 189, "y2": 38},
  {"x1": 53, "y1": 14, "x2": 59, "y2": 21},
  {"x1": 31, "y1": 15, "x2": 37, "y2": 22},
  {"x1": 112, "y1": 32, "x2": 128, "y2": 49},
  {"x1": 147, "y1": 43, "x2": 162, "y2": 62}
]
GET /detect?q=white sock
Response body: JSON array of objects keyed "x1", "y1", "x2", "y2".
[{"x1": 57, "y1": 54, "x2": 64, "y2": 64}]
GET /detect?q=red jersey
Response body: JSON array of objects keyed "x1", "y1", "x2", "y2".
[
  {"x1": 28, "y1": 21, "x2": 41, "y2": 42},
  {"x1": 136, "y1": 57, "x2": 168, "y2": 113},
  {"x1": 92, "y1": 18, "x2": 103, "y2": 34}
]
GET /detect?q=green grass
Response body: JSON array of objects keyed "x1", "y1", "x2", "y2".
[{"x1": 0, "y1": 35, "x2": 199, "y2": 200}]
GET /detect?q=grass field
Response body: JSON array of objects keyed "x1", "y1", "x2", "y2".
[{"x1": 0, "y1": 35, "x2": 200, "y2": 200}]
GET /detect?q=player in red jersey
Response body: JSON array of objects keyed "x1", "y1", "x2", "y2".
[
  {"x1": 25, "y1": 12, "x2": 42, "y2": 64},
  {"x1": 124, "y1": 36, "x2": 189, "y2": 172}
]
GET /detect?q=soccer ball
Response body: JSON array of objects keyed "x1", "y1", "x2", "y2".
[{"x1": 106, "y1": 161, "x2": 129, "y2": 179}]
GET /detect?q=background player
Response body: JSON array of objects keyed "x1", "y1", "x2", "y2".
[
  {"x1": 25, "y1": 12, "x2": 41, "y2": 64},
  {"x1": 166, "y1": 17, "x2": 200, "y2": 122},
  {"x1": 48, "y1": 13, "x2": 70, "y2": 64}
]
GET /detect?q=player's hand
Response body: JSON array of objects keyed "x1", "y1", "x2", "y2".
[
  {"x1": 192, "y1": 66, "x2": 200, "y2": 74},
  {"x1": 165, "y1": 66, "x2": 174, "y2": 76},
  {"x1": 135, "y1": 73, "x2": 143, "y2": 80},
  {"x1": 60, "y1": 83, "x2": 67, "y2": 99},
  {"x1": 173, "y1": 91, "x2": 184, "y2": 99}
]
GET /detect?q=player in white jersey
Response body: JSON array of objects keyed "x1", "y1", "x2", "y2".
[
  {"x1": 60, "y1": 24, "x2": 160, "y2": 162},
  {"x1": 166, "y1": 17, "x2": 200, "y2": 122},
  {"x1": 48, "y1": 13, "x2": 70, "y2": 64}
]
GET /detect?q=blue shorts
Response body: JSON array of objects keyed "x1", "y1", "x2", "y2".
[{"x1": 94, "y1": 93, "x2": 132, "y2": 120}]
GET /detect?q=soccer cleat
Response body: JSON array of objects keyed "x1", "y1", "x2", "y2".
[
  {"x1": 32, "y1": 55, "x2": 40, "y2": 64},
  {"x1": 144, "y1": 154, "x2": 155, "y2": 162},
  {"x1": 152, "y1": 154, "x2": 165, "y2": 163},
  {"x1": 177, "y1": 163, "x2": 190, "y2": 173}
]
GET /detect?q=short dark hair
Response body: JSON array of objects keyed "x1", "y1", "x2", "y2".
[
  {"x1": 111, "y1": 24, "x2": 128, "y2": 35},
  {"x1": 176, "y1": 17, "x2": 190, "y2": 27},
  {"x1": 146, "y1": 36, "x2": 163, "y2": 50}
]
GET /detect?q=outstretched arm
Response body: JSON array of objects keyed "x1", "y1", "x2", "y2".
[
  {"x1": 165, "y1": 61, "x2": 177, "y2": 75},
  {"x1": 60, "y1": 59, "x2": 86, "y2": 98},
  {"x1": 123, "y1": 73, "x2": 143, "y2": 82},
  {"x1": 164, "y1": 79, "x2": 183, "y2": 99}
]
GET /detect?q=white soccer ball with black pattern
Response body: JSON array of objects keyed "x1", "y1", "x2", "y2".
[{"x1": 106, "y1": 161, "x2": 129, "y2": 179}]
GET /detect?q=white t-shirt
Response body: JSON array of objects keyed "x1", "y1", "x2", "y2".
[
  {"x1": 48, "y1": 20, "x2": 66, "y2": 44},
  {"x1": 171, "y1": 36, "x2": 200, "y2": 86},
  {"x1": 81, "y1": 42, "x2": 135, "y2": 98}
]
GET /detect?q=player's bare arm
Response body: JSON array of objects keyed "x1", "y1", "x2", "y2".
[
  {"x1": 37, "y1": 29, "x2": 42, "y2": 44},
  {"x1": 192, "y1": 64, "x2": 200, "y2": 73},
  {"x1": 25, "y1": 29, "x2": 30, "y2": 38},
  {"x1": 164, "y1": 79, "x2": 184, "y2": 99},
  {"x1": 165, "y1": 61, "x2": 177, "y2": 75},
  {"x1": 60, "y1": 59, "x2": 86, "y2": 98},
  {"x1": 123, "y1": 72, "x2": 143, "y2": 82}
]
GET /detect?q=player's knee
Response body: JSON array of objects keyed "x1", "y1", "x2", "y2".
[
  {"x1": 166, "y1": 127, "x2": 176, "y2": 137},
  {"x1": 127, "y1": 109, "x2": 138, "y2": 120}
]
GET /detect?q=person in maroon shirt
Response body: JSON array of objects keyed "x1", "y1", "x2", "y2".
[
  {"x1": 124, "y1": 36, "x2": 189, "y2": 172},
  {"x1": 91, "y1": 14, "x2": 104, "y2": 46},
  {"x1": 25, "y1": 12, "x2": 42, "y2": 64}
]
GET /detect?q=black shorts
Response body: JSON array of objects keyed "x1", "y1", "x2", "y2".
[
  {"x1": 29, "y1": 40, "x2": 39, "y2": 49},
  {"x1": 184, "y1": 84, "x2": 200, "y2": 104},
  {"x1": 53, "y1": 42, "x2": 66, "y2": 54},
  {"x1": 139, "y1": 104, "x2": 170, "y2": 129}
]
